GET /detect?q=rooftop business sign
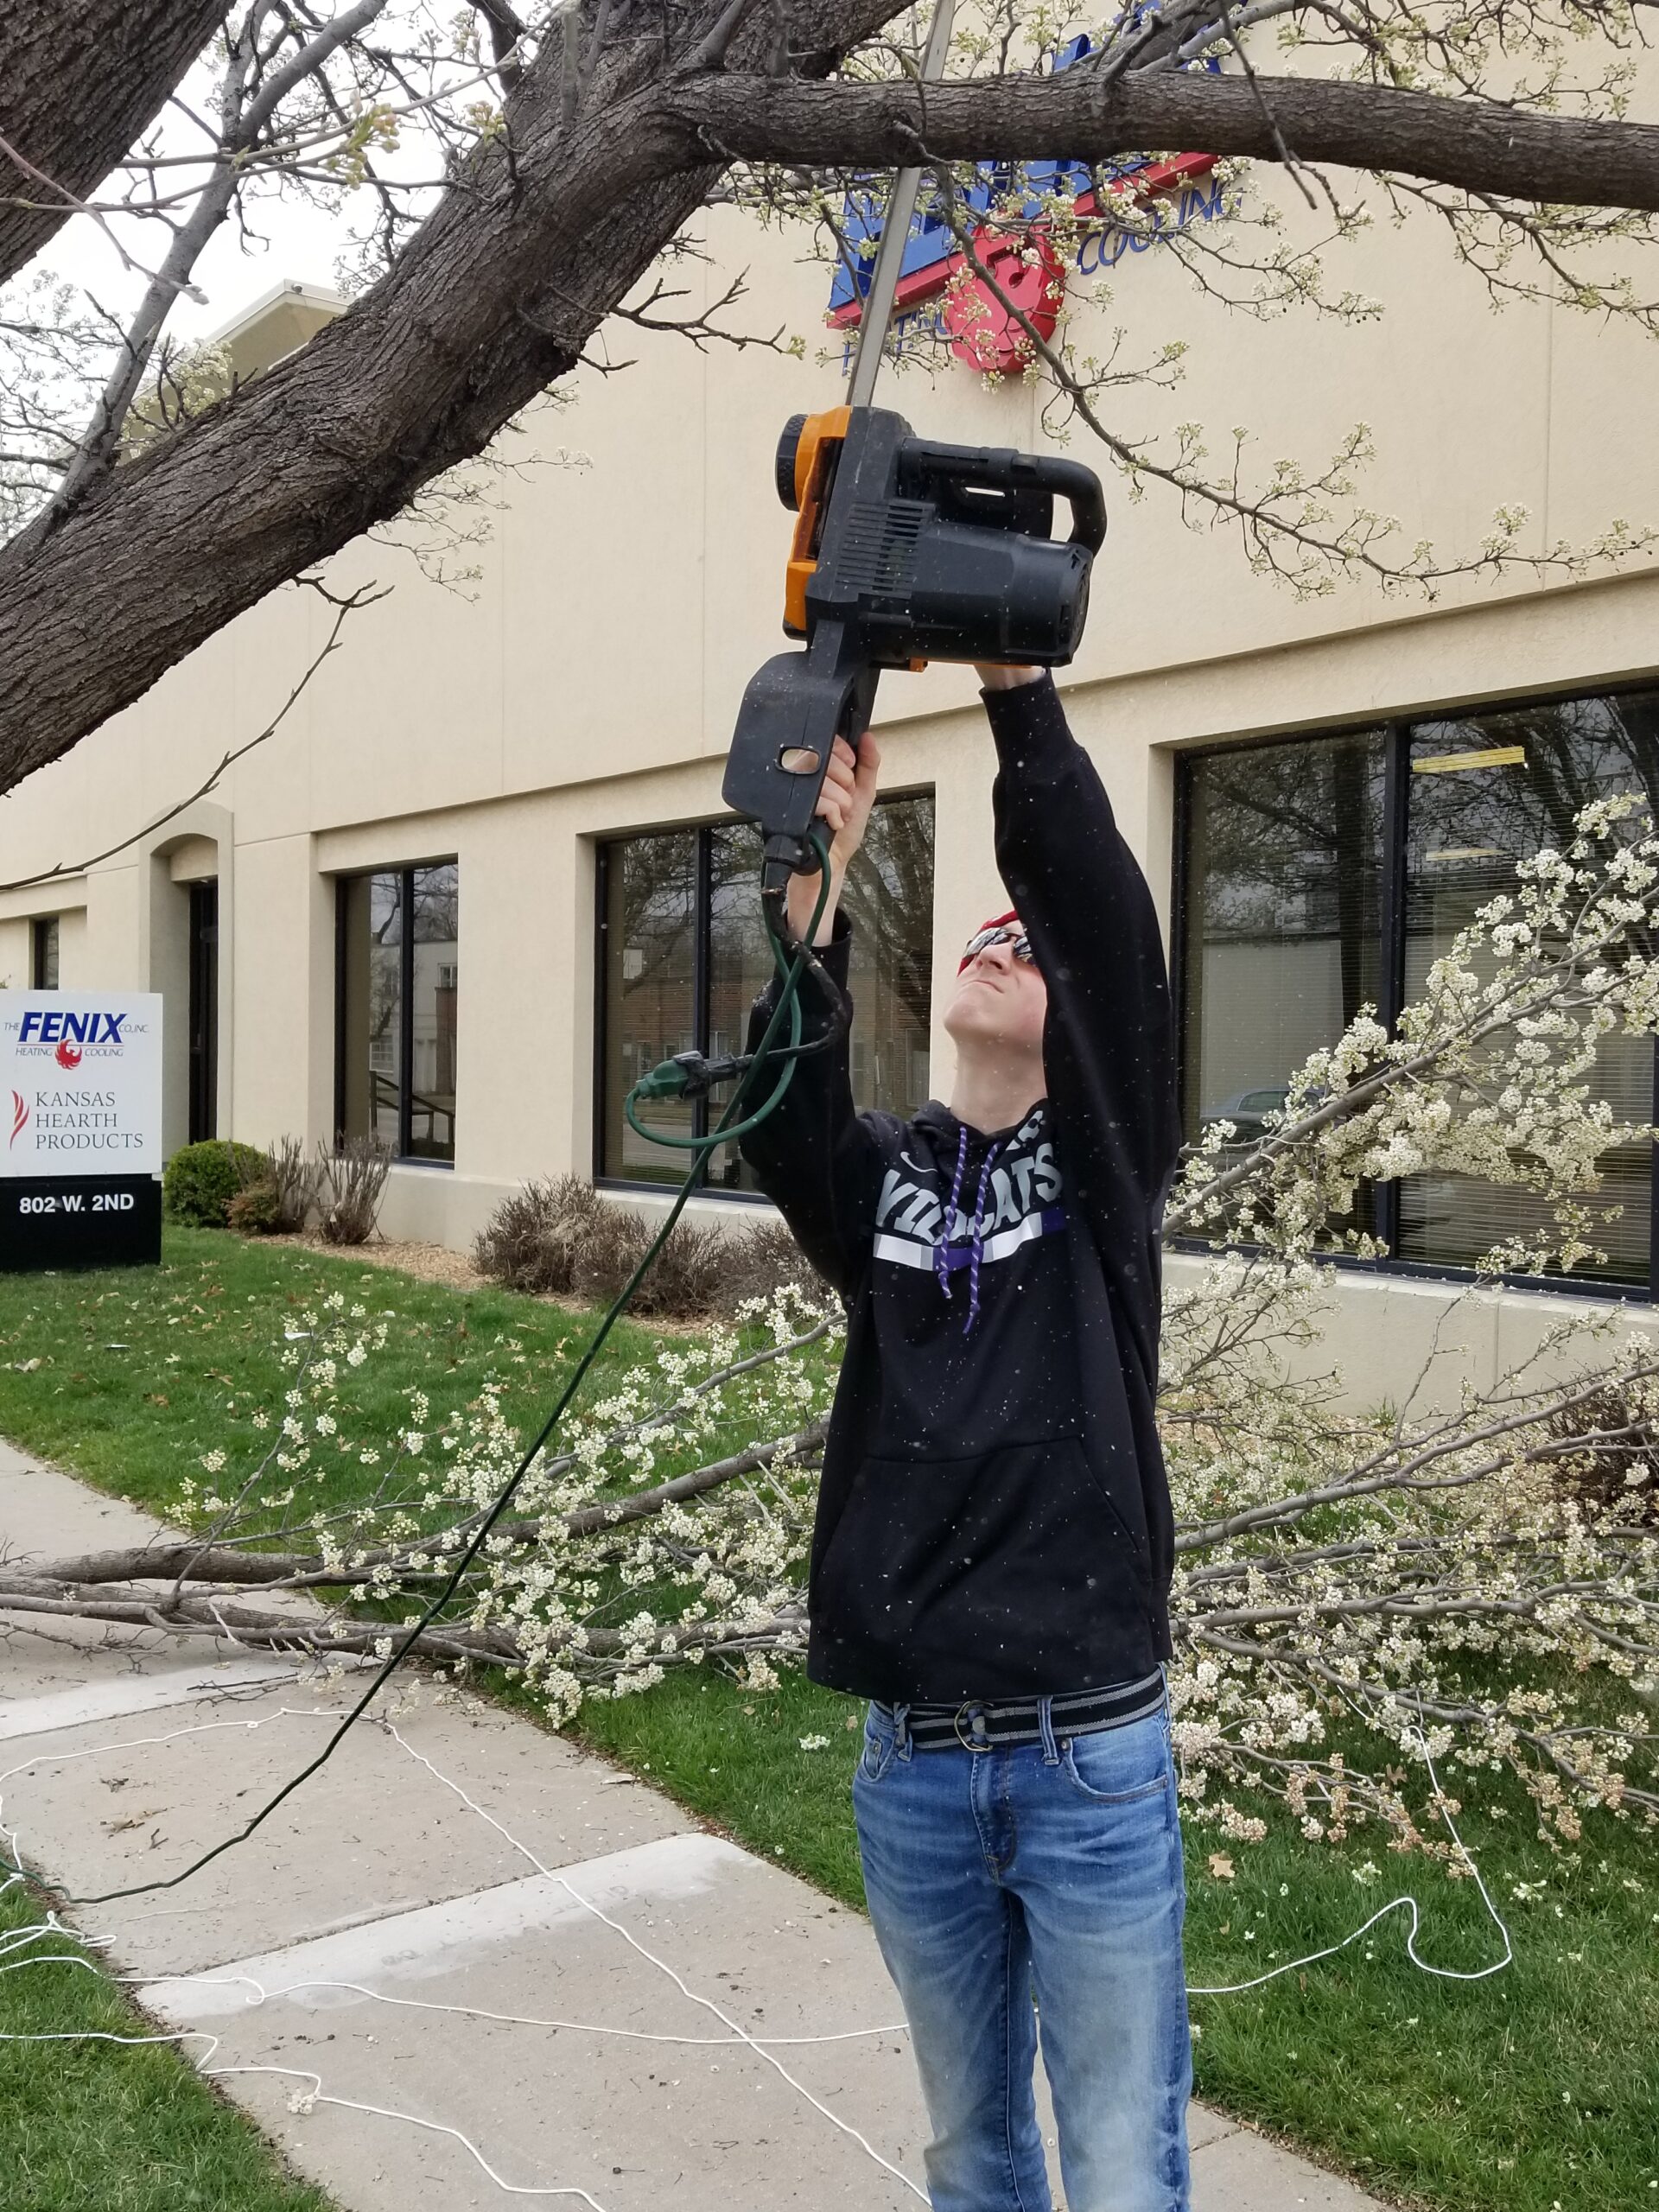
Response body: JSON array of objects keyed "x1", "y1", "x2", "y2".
[
  {"x1": 829, "y1": 34, "x2": 1221, "y2": 372},
  {"x1": 0, "y1": 991, "x2": 163, "y2": 1270}
]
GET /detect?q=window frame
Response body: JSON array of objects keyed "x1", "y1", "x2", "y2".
[
  {"x1": 594, "y1": 791, "x2": 933, "y2": 1196},
  {"x1": 1173, "y1": 687, "x2": 1659, "y2": 1302},
  {"x1": 333, "y1": 860, "x2": 458, "y2": 1169}
]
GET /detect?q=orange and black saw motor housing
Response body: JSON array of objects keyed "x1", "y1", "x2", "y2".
[{"x1": 722, "y1": 405, "x2": 1107, "y2": 895}]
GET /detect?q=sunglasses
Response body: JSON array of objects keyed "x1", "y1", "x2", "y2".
[{"x1": 959, "y1": 924, "x2": 1034, "y2": 971}]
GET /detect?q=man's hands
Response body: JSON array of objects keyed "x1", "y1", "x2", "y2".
[
  {"x1": 785, "y1": 732, "x2": 881, "y2": 945},
  {"x1": 781, "y1": 671, "x2": 1039, "y2": 946}
]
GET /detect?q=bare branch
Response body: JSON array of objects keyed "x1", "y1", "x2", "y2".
[
  {"x1": 0, "y1": 0, "x2": 226, "y2": 284},
  {"x1": 0, "y1": 576, "x2": 386, "y2": 896}
]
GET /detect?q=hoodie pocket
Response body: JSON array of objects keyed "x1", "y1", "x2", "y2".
[
  {"x1": 1080, "y1": 1454, "x2": 1152, "y2": 1587},
  {"x1": 813, "y1": 1436, "x2": 1150, "y2": 1691}
]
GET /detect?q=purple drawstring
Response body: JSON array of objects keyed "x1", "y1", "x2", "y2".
[
  {"x1": 932, "y1": 1126, "x2": 1001, "y2": 1338},
  {"x1": 934, "y1": 1126, "x2": 970, "y2": 1305},
  {"x1": 963, "y1": 1141, "x2": 1001, "y2": 1338}
]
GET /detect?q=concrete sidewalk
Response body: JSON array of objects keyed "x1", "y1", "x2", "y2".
[{"x1": 0, "y1": 1440, "x2": 1391, "y2": 2212}]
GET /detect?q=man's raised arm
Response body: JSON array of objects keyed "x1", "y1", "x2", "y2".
[
  {"x1": 983, "y1": 672, "x2": 1184, "y2": 1316},
  {"x1": 736, "y1": 735, "x2": 886, "y2": 1296}
]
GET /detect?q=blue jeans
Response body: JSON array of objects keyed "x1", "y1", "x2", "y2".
[{"x1": 852, "y1": 1699, "x2": 1192, "y2": 2212}]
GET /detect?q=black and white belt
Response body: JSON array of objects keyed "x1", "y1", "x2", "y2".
[{"x1": 872, "y1": 1669, "x2": 1166, "y2": 1753}]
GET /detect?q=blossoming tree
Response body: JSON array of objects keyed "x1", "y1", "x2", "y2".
[{"x1": 4, "y1": 792, "x2": 1656, "y2": 1861}]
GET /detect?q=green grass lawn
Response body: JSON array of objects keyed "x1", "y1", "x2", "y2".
[
  {"x1": 0, "y1": 1228, "x2": 1655, "y2": 2212},
  {"x1": 0, "y1": 1226, "x2": 685, "y2": 1520},
  {"x1": 0, "y1": 1881, "x2": 334, "y2": 2212}
]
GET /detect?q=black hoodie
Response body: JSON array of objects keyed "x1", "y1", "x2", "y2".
[{"x1": 740, "y1": 675, "x2": 1182, "y2": 1702}]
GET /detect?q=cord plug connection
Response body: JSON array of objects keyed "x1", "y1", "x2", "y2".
[{"x1": 634, "y1": 1050, "x2": 750, "y2": 1101}]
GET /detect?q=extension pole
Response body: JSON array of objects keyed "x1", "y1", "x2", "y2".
[{"x1": 844, "y1": 0, "x2": 957, "y2": 410}]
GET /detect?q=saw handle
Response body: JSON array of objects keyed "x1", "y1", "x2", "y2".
[
  {"x1": 1032, "y1": 458, "x2": 1108, "y2": 553},
  {"x1": 907, "y1": 442, "x2": 1108, "y2": 555}
]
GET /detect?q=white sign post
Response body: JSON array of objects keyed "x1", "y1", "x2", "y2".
[{"x1": 0, "y1": 992, "x2": 163, "y2": 1269}]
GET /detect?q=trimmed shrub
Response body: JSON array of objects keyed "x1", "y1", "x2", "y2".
[
  {"x1": 226, "y1": 1176, "x2": 283, "y2": 1235},
  {"x1": 569, "y1": 1207, "x2": 731, "y2": 1319},
  {"x1": 162, "y1": 1139, "x2": 266, "y2": 1228},
  {"x1": 474, "y1": 1175, "x2": 607, "y2": 1294},
  {"x1": 474, "y1": 1178, "x2": 827, "y2": 1320},
  {"x1": 264, "y1": 1134, "x2": 315, "y2": 1233},
  {"x1": 315, "y1": 1133, "x2": 392, "y2": 1246}
]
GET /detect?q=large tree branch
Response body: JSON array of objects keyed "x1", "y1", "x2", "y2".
[
  {"x1": 10, "y1": 32, "x2": 1659, "y2": 793},
  {"x1": 679, "y1": 70, "x2": 1659, "y2": 213},
  {"x1": 0, "y1": 0, "x2": 227, "y2": 284},
  {"x1": 0, "y1": 1577, "x2": 805, "y2": 1669},
  {"x1": 0, "y1": 0, "x2": 908, "y2": 796}
]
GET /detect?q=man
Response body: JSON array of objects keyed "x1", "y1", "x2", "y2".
[{"x1": 741, "y1": 664, "x2": 1189, "y2": 2212}]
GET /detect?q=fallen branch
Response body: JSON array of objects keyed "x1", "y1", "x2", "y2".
[{"x1": 18, "y1": 1412, "x2": 830, "y2": 1591}]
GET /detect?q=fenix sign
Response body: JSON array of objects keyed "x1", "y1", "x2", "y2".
[
  {"x1": 0, "y1": 990, "x2": 163, "y2": 1271},
  {"x1": 828, "y1": 33, "x2": 1222, "y2": 373}
]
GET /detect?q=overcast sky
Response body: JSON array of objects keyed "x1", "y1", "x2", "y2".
[{"x1": 36, "y1": 35, "x2": 446, "y2": 348}]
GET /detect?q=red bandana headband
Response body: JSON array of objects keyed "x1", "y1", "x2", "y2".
[{"x1": 957, "y1": 910, "x2": 1024, "y2": 973}]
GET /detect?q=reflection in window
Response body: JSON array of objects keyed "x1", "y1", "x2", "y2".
[
  {"x1": 1399, "y1": 696, "x2": 1659, "y2": 1284},
  {"x1": 704, "y1": 823, "x2": 782, "y2": 1191},
  {"x1": 1179, "y1": 690, "x2": 1659, "y2": 1287},
  {"x1": 337, "y1": 863, "x2": 458, "y2": 1163},
  {"x1": 599, "y1": 794, "x2": 935, "y2": 1189},
  {"x1": 1179, "y1": 733, "x2": 1385, "y2": 1232},
  {"x1": 601, "y1": 832, "x2": 698, "y2": 1185},
  {"x1": 840, "y1": 794, "x2": 937, "y2": 1121}
]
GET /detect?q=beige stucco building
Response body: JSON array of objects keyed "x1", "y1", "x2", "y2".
[{"x1": 6, "y1": 157, "x2": 1659, "y2": 1401}]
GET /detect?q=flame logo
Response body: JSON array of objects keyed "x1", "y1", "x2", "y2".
[
  {"x1": 9, "y1": 1091, "x2": 26, "y2": 1148},
  {"x1": 54, "y1": 1039, "x2": 82, "y2": 1070}
]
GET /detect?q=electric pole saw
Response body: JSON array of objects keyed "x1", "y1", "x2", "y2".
[{"x1": 720, "y1": 0, "x2": 1107, "y2": 900}]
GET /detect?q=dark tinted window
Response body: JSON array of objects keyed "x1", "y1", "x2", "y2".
[
  {"x1": 338, "y1": 862, "x2": 457, "y2": 1163},
  {"x1": 1179, "y1": 692, "x2": 1659, "y2": 1285},
  {"x1": 29, "y1": 915, "x2": 59, "y2": 990},
  {"x1": 600, "y1": 831, "x2": 698, "y2": 1186},
  {"x1": 600, "y1": 793, "x2": 935, "y2": 1188},
  {"x1": 1180, "y1": 731, "x2": 1385, "y2": 1234}
]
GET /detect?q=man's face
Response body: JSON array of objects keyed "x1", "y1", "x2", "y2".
[{"x1": 942, "y1": 928, "x2": 1049, "y2": 1059}]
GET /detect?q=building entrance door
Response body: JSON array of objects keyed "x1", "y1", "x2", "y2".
[{"x1": 188, "y1": 879, "x2": 218, "y2": 1142}]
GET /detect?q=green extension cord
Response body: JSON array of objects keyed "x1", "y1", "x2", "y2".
[
  {"x1": 63, "y1": 839, "x2": 834, "y2": 1909},
  {"x1": 622, "y1": 831, "x2": 836, "y2": 1155}
]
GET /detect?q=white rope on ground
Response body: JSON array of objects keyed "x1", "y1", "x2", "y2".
[
  {"x1": 1185, "y1": 1729, "x2": 1514, "y2": 1997},
  {"x1": 384, "y1": 1720, "x2": 931, "y2": 2200},
  {"x1": 0, "y1": 1701, "x2": 928, "y2": 2206},
  {"x1": 0, "y1": 1694, "x2": 1516, "y2": 2204},
  {"x1": 0, "y1": 1988, "x2": 617, "y2": 2207},
  {"x1": 128, "y1": 1966, "x2": 912, "y2": 2046},
  {"x1": 195, "y1": 2062, "x2": 624, "y2": 2207}
]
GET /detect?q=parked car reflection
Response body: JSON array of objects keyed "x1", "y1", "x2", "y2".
[{"x1": 1197, "y1": 1084, "x2": 1290, "y2": 1147}]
